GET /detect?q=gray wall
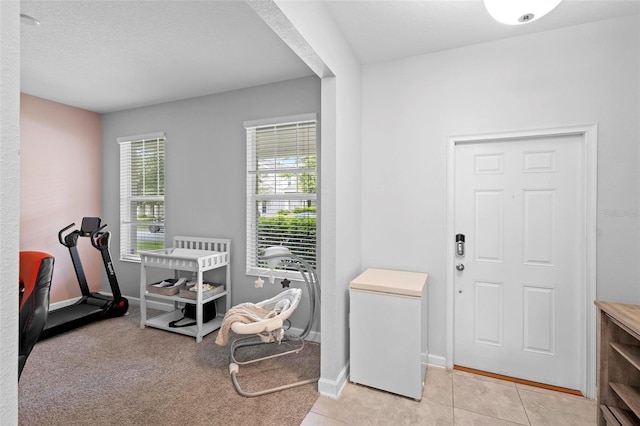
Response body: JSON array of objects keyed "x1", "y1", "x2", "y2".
[{"x1": 101, "y1": 75, "x2": 321, "y2": 330}]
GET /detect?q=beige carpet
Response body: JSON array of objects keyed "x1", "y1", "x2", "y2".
[{"x1": 19, "y1": 306, "x2": 320, "y2": 425}]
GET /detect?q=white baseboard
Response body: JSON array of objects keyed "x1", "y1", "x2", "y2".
[
  {"x1": 328, "y1": 352, "x2": 436, "y2": 401},
  {"x1": 421, "y1": 350, "x2": 429, "y2": 366},
  {"x1": 427, "y1": 353, "x2": 447, "y2": 368},
  {"x1": 100, "y1": 293, "x2": 323, "y2": 349},
  {"x1": 288, "y1": 327, "x2": 321, "y2": 343},
  {"x1": 125, "y1": 295, "x2": 324, "y2": 335},
  {"x1": 316, "y1": 356, "x2": 450, "y2": 401},
  {"x1": 49, "y1": 297, "x2": 81, "y2": 312},
  {"x1": 49, "y1": 293, "x2": 174, "y2": 312},
  {"x1": 318, "y1": 361, "x2": 349, "y2": 399},
  {"x1": 125, "y1": 294, "x2": 173, "y2": 311}
]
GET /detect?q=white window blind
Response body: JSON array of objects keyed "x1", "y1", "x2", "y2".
[
  {"x1": 118, "y1": 133, "x2": 165, "y2": 262},
  {"x1": 246, "y1": 117, "x2": 317, "y2": 275}
]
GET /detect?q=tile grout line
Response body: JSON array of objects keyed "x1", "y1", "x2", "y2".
[
  {"x1": 453, "y1": 370, "x2": 532, "y2": 425},
  {"x1": 515, "y1": 385, "x2": 533, "y2": 426},
  {"x1": 454, "y1": 365, "x2": 582, "y2": 396},
  {"x1": 451, "y1": 370, "x2": 456, "y2": 424}
]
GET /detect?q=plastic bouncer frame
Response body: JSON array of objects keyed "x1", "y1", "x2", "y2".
[{"x1": 228, "y1": 247, "x2": 320, "y2": 397}]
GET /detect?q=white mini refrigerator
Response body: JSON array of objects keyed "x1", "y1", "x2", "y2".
[{"x1": 349, "y1": 268, "x2": 428, "y2": 400}]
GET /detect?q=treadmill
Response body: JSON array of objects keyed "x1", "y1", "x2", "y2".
[{"x1": 39, "y1": 217, "x2": 129, "y2": 340}]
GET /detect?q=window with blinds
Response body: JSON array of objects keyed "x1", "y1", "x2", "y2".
[
  {"x1": 118, "y1": 133, "x2": 165, "y2": 262},
  {"x1": 245, "y1": 115, "x2": 317, "y2": 276}
]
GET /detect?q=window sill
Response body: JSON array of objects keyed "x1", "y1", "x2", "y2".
[{"x1": 246, "y1": 266, "x2": 305, "y2": 283}]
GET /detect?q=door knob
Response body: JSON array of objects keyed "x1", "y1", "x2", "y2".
[{"x1": 456, "y1": 263, "x2": 465, "y2": 271}]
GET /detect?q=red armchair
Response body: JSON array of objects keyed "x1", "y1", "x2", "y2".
[{"x1": 19, "y1": 251, "x2": 54, "y2": 379}]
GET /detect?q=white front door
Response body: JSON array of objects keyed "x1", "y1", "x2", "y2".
[{"x1": 454, "y1": 134, "x2": 584, "y2": 390}]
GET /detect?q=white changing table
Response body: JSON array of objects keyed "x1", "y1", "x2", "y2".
[{"x1": 139, "y1": 236, "x2": 231, "y2": 342}]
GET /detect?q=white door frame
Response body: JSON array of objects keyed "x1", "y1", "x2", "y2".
[{"x1": 445, "y1": 124, "x2": 598, "y2": 398}]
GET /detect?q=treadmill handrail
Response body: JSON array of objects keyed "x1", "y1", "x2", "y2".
[
  {"x1": 90, "y1": 224, "x2": 109, "y2": 250},
  {"x1": 58, "y1": 223, "x2": 75, "y2": 246},
  {"x1": 41, "y1": 218, "x2": 128, "y2": 340}
]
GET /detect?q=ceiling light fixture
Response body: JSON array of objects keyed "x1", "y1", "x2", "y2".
[
  {"x1": 484, "y1": 0, "x2": 562, "y2": 25},
  {"x1": 20, "y1": 13, "x2": 41, "y2": 26}
]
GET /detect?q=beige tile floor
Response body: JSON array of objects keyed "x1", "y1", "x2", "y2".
[{"x1": 301, "y1": 367, "x2": 597, "y2": 425}]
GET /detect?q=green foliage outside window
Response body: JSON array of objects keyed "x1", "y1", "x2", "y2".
[{"x1": 257, "y1": 207, "x2": 316, "y2": 268}]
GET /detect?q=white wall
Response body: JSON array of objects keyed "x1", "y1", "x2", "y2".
[
  {"x1": 0, "y1": 1, "x2": 20, "y2": 422},
  {"x1": 273, "y1": 0, "x2": 363, "y2": 397},
  {"x1": 101, "y1": 76, "x2": 321, "y2": 329},
  {"x1": 361, "y1": 16, "x2": 640, "y2": 361}
]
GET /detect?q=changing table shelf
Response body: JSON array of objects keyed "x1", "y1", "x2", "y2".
[
  {"x1": 143, "y1": 310, "x2": 224, "y2": 339},
  {"x1": 140, "y1": 236, "x2": 231, "y2": 342}
]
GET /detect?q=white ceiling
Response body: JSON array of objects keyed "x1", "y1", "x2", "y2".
[
  {"x1": 20, "y1": 0, "x2": 640, "y2": 114},
  {"x1": 20, "y1": 0, "x2": 315, "y2": 113},
  {"x1": 325, "y1": 0, "x2": 640, "y2": 64}
]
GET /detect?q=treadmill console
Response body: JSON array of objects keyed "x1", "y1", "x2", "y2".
[{"x1": 80, "y1": 217, "x2": 101, "y2": 236}]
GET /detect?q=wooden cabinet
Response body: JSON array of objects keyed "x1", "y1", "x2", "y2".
[{"x1": 596, "y1": 301, "x2": 640, "y2": 425}]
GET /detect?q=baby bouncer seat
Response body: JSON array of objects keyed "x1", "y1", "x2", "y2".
[{"x1": 216, "y1": 247, "x2": 320, "y2": 397}]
